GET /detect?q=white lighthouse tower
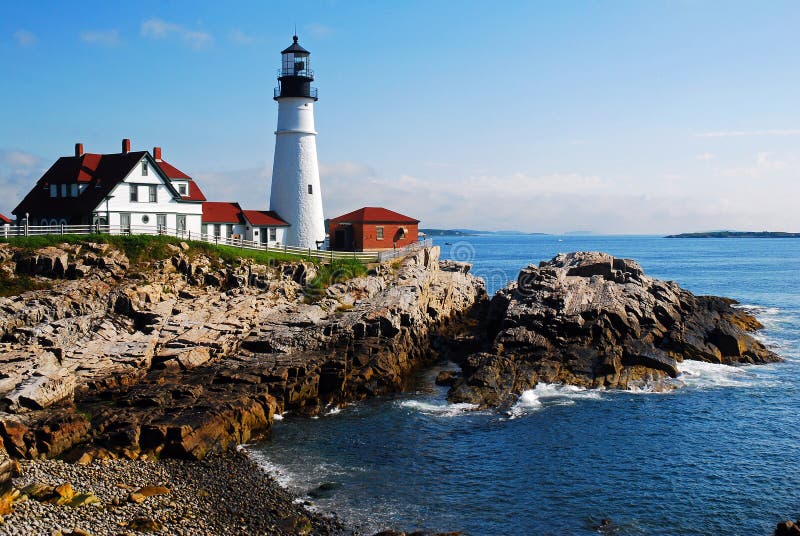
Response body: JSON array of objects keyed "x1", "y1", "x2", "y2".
[{"x1": 269, "y1": 35, "x2": 325, "y2": 249}]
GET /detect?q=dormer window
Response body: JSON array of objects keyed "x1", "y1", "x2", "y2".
[
  {"x1": 178, "y1": 183, "x2": 187, "y2": 196},
  {"x1": 142, "y1": 161, "x2": 149, "y2": 176}
]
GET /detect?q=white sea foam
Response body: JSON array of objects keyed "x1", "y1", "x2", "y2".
[
  {"x1": 676, "y1": 359, "x2": 755, "y2": 388},
  {"x1": 324, "y1": 406, "x2": 342, "y2": 416},
  {"x1": 397, "y1": 399, "x2": 479, "y2": 416},
  {"x1": 508, "y1": 383, "x2": 603, "y2": 418},
  {"x1": 273, "y1": 412, "x2": 284, "y2": 421}
]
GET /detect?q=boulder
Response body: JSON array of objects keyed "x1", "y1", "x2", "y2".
[{"x1": 449, "y1": 251, "x2": 780, "y2": 407}]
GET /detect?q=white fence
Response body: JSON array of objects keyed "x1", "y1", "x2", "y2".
[{"x1": 0, "y1": 223, "x2": 433, "y2": 264}]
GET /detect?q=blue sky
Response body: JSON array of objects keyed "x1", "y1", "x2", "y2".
[{"x1": 2, "y1": 1, "x2": 799, "y2": 233}]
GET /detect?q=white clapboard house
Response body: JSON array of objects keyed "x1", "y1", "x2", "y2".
[
  {"x1": 201, "y1": 201, "x2": 288, "y2": 246},
  {"x1": 13, "y1": 139, "x2": 206, "y2": 235}
]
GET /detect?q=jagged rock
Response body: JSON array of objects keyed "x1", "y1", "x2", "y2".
[
  {"x1": 0, "y1": 243, "x2": 485, "y2": 460},
  {"x1": 449, "y1": 251, "x2": 779, "y2": 407},
  {"x1": 776, "y1": 520, "x2": 800, "y2": 536}
]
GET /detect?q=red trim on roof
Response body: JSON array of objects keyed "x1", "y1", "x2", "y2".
[
  {"x1": 0, "y1": 214, "x2": 12, "y2": 224},
  {"x1": 202, "y1": 202, "x2": 244, "y2": 224},
  {"x1": 242, "y1": 210, "x2": 289, "y2": 227},
  {"x1": 330, "y1": 207, "x2": 419, "y2": 224}
]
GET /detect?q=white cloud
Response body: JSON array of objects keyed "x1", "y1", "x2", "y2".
[
  {"x1": 695, "y1": 129, "x2": 800, "y2": 138},
  {"x1": 140, "y1": 18, "x2": 212, "y2": 49},
  {"x1": 193, "y1": 166, "x2": 271, "y2": 208},
  {"x1": 80, "y1": 29, "x2": 121, "y2": 46},
  {"x1": 14, "y1": 29, "x2": 37, "y2": 47},
  {"x1": 0, "y1": 150, "x2": 45, "y2": 218},
  {"x1": 230, "y1": 29, "x2": 257, "y2": 45},
  {"x1": 696, "y1": 152, "x2": 716, "y2": 161}
]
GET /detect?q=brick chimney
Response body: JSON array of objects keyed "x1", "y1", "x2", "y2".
[
  {"x1": 75, "y1": 143, "x2": 84, "y2": 157},
  {"x1": 122, "y1": 138, "x2": 131, "y2": 153},
  {"x1": 153, "y1": 146, "x2": 162, "y2": 161}
]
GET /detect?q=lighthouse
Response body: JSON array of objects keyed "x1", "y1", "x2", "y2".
[{"x1": 269, "y1": 35, "x2": 325, "y2": 249}]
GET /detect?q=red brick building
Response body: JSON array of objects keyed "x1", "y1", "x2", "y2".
[{"x1": 329, "y1": 207, "x2": 419, "y2": 251}]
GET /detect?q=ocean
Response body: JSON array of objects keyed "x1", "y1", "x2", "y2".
[{"x1": 250, "y1": 235, "x2": 800, "y2": 535}]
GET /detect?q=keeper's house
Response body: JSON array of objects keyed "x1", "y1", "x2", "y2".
[
  {"x1": 329, "y1": 207, "x2": 419, "y2": 251},
  {"x1": 201, "y1": 201, "x2": 288, "y2": 246},
  {"x1": 0, "y1": 214, "x2": 11, "y2": 233},
  {"x1": 12, "y1": 139, "x2": 205, "y2": 234}
]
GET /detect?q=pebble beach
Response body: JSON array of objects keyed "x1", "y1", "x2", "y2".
[{"x1": 1, "y1": 450, "x2": 352, "y2": 536}]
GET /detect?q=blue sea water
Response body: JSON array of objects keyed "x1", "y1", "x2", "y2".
[{"x1": 252, "y1": 235, "x2": 800, "y2": 536}]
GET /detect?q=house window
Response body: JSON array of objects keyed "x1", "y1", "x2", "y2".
[
  {"x1": 308, "y1": 184, "x2": 313, "y2": 194},
  {"x1": 130, "y1": 184, "x2": 138, "y2": 202},
  {"x1": 178, "y1": 183, "x2": 187, "y2": 195},
  {"x1": 157, "y1": 214, "x2": 166, "y2": 230},
  {"x1": 225, "y1": 224, "x2": 232, "y2": 238},
  {"x1": 61, "y1": 184, "x2": 67, "y2": 197},
  {"x1": 214, "y1": 224, "x2": 221, "y2": 237},
  {"x1": 50, "y1": 184, "x2": 57, "y2": 198},
  {"x1": 142, "y1": 161, "x2": 148, "y2": 176},
  {"x1": 71, "y1": 184, "x2": 78, "y2": 197},
  {"x1": 177, "y1": 214, "x2": 186, "y2": 231},
  {"x1": 376, "y1": 226, "x2": 384, "y2": 240},
  {"x1": 269, "y1": 228, "x2": 277, "y2": 241},
  {"x1": 149, "y1": 185, "x2": 157, "y2": 203},
  {"x1": 142, "y1": 215, "x2": 150, "y2": 224}
]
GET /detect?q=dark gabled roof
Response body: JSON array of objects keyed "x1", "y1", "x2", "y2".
[
  {"x1": 281, "y1": 35, "x2": 309, "y2": 55},
  {"x1": 12, "y1": 151, "x2": 152, "y2": 218},
  {"x1": 330, "y1": 207, "x2": 420, "y2": 224},
  {"x1": 202, "y1": 202, "x2": 244, "y2": 224},
  {"x1": 0, "y1": 213, "x2": 12, "y2": 224},
  {"x1": 242, "y1": 210, "x2": 289, "y2": 227}
]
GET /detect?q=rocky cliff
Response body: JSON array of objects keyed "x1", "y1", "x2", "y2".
[
  {"x1": 0, "y1": 241, "x2": 485, "y2": 462},
  {"x1": 447, "y1": 251, "x2": 779, "y2": 407}
]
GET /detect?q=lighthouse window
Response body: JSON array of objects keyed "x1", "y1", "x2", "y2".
[{"x1": 308, "y1": 184, "x2": 313, "y2": 194}]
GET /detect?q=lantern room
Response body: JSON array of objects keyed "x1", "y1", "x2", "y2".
[{"x1": 275, "y1": 35, "x2": 318, "y2": 100}]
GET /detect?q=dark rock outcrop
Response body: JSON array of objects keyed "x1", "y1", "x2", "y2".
[
  {"x1": 0, "y1": 242, "x2": 485, "y2": 461},
  {"x1": 449, "y1": 251, "x2": 779, "y2": 407}
]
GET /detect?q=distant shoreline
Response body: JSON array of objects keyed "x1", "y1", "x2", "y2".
[{"x1": 666, "y1": 231, "x2": 800, "y2": 238}]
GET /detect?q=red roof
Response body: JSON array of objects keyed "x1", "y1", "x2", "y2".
[
  {"x1": 330, "y1": 207, "x2": 419, "y2": 224},
  {"x1": 155, "y1": 159, "x2": 206, "y2": 202},
  {"x1": 155, "y1": 159, "x2": 191, "y2": 179},
  {"x1": 242, "y1": 210, "x2": 289, "y2": 227},
  {"x1": 0, "y1": 214, "x2": 12, "y2": 224},
  {"x1": 202, "y1": 202, "x2": 244, "y2": 224}
]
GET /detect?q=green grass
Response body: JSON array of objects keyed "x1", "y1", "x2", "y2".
[
  {"x1": 304, "y1": 258, "x2": 368, "y2": 301},
  {"x1": 0, "y1": 271, "x2": 51, "y2": 297},
  {"x1": 0, "y1": 234, "x2": 309, "y2": 265}
]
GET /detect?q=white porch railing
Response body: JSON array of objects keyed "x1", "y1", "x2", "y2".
[{"x1": 0, "y1": 223, "x2": 432, "y2": 264}]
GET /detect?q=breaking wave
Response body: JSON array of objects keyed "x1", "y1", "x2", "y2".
[
  {"x1": 397, "y1": 400, "x2": 479, "y2": 417},
  {"x1": 508, "y1": 383, "x2": 604, "y2": 418}
]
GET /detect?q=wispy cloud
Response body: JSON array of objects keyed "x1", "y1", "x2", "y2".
[
  {"x1": 695, "y1": 152, "x2": 716, "y2": 161},
  {"x1": 80, "y1": 29, "x2": 121, "y2": 46},
  {"x1": 305, "y1": 23, "x2": 334, "y2": 38},
  {"x1": 140, "y1": 18, "x2": 212, "y2": 49},
  {"x1": 14, "y1": 29, "x2": 37, "y2": 47},
  {"x1": 695, "y1": 129, "x2": 800, "y2": 138},
  {"x1": 0, "y1": 150, "x2": 45, "y2": 218},
  {"x1": 230, "y1": 29, "x2": 257, "y2": 45}
]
